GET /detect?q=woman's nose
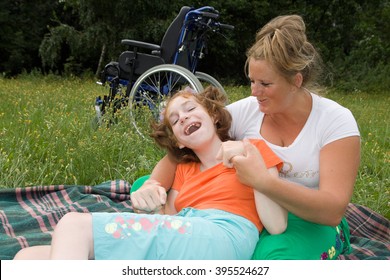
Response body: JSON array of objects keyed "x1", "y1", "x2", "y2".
[
  {"x1": 251, "y1": 84, "x2": 262, "y2": 96},
  {"x1": 251, "y1": 83, "x2": 264, "y2": 96}
]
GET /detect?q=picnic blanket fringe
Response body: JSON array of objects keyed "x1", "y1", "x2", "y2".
[{"x1": 0, "y1": 180, "x2": 389, "y2": 260}]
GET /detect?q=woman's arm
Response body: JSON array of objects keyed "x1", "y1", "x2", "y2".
[
  {"x1": 149, "y1": 155, "x2": 178, "y2": 191},
  {"x1": 163, "y1": 189, "x2": 179, "y2": 215},
  {"x1": 232, "y1": 138, "x2": 360, "y2": 226},
  {"x1": 254, "y1": 167, "x2": 287, "y2": 234}
]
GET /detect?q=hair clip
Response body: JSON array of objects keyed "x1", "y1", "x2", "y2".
[{"x1": 184, "y1": 86, "x2": 197, "y2": 94}]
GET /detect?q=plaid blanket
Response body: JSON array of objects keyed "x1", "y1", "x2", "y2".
[
  {"x1": 339, "y1": 203, "x2": 390, "y2": 260},
  {"x1": 0, "y1": 180, "x2": 133, "y2": 260},
  {"x1": 0, "y1": 180, "x2": 389, "y2": 260}
]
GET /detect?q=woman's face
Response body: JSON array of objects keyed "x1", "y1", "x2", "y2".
[
  {"x1": 166, "y1": 95, "x2": 217, "y2": 150},
  {"x1": 248, "y1": 58, "x2": 295, "y2": 114}
]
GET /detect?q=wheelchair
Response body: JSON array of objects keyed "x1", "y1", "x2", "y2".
[{"x1": 94, "y1": 6, "x2": 234, "y2": 138}]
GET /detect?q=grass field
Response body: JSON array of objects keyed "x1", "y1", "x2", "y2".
[{"x1": 0, "y1": 75, "x2": 388, "y2": 219}]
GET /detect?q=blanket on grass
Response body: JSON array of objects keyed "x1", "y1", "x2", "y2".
[{"x1": 0, "y1": 180, "x2": 389, "y2": 260}]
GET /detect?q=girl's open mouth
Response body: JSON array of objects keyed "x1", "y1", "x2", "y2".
[{"x1": 185, "y1": 122, "x2": 201, "y2": 135}]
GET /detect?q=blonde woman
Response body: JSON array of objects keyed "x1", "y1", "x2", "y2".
[{"x1": 133, "y1": 15, "x2": 360, "y2": 260}]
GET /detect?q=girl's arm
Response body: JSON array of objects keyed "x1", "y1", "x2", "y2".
[
  {"x1": 218, "y1": 140, "x2": 287, "y2": 233},
  {"x1": 254, "y1": 167, "x2": 287, "y2": 234}
]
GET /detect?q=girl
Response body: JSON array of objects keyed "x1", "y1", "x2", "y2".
[{"x1": 14, "y1": 86, "x2": 286, "y2": 260}]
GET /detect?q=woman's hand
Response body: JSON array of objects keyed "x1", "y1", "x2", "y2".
[
  {"x1": 216, "y1": 140, "x2": 245, "y2": 168},
  {"x1": 230, "y1": 139, "x2": 272, "y2": 191},
  {"x1": 131, "y1": 179, "x2": 167, "y2": 214}
]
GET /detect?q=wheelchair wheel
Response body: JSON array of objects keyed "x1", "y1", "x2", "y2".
[
  {"x1": 129, "y1": 64, "x2": 204, "y2": 138},
  {"x1": 195, "y1": 71, "x2": 227, "y2": 99}
]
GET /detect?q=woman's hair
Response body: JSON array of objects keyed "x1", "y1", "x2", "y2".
[
  {"x1": 150, "y1": 86, "x2": 232, "y2": 163},
  {"x1": 246, "y1": 15, "x2": 324, "y2": 90}
]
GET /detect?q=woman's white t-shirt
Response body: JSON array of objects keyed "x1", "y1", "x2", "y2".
[{"x1": 227, "y1": 93, "x2": 360, "y2": 189}]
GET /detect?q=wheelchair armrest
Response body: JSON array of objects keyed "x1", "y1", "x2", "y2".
[{"x1": 121, "y1": 39, "x2": 161, "y2": 51}]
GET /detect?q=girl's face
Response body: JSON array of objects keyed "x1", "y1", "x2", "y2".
[
  {"x1": 248, "y1": 58, "x2": 296, "y2": 114},
  {"x1": 166, "y1": 95, "x2": 218, "y2": 150}
]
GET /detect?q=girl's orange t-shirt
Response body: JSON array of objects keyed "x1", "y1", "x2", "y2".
[{"x1": 172, "y1": 139, "x2": 283, "y2": 231}]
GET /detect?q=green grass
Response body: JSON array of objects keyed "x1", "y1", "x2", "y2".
[
  {"x1": 0, "y1": 75, "x2": 164, "y2": 187},
  {"x1": 0, "y1": 76, "x2": 388, "y2": 219}
]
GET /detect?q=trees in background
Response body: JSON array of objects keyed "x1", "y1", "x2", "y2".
[
  {"x1": 1, "y1": 0, "x2": 388, "y2": 91},
  {"x1": 0, "y1": 0, "x2": 59, "y2": 76}
]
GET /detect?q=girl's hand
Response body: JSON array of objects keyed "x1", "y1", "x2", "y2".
[
  {"x1": 131, "y1": 179, "x2": 167, "y2": 213},
  {"x1": 216, "y1": 140, "x2": 245, "y2": 168},
  {"x1": 231, "y1": 139, "x2": 271, "y2": 190}
]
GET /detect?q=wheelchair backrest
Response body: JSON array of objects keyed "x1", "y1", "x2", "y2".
[{"x1": 160, "y1": 6, "x2": 191, "y2": 66}]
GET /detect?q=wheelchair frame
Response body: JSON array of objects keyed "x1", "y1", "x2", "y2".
[{"x1": 94, "y1": 6, "x2": 234, "y2": 138}]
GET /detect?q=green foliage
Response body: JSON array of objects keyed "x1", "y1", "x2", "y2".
[
  {"x1": 324, "y1": 0, "x2": 390, "y2": 92},
  {"x1": 0, "y1": 0, "x2": 389, "y2": 91},
  {"x1": 0, "y1": 0, "x2": 59, "y2": 76},
  {"x1": 39, "y1": 24, "x2": 76, "y2": 70}
]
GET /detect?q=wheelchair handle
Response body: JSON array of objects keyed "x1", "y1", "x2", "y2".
[
  {"x1": 198, "y1": 11, "x2": 219, "y2": 19},
  {"x1": 218, "y1": 23, "x2": 235, "y2": 30}
]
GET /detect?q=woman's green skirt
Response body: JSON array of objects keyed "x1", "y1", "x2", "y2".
[{"x1": 252, "y1": 213, "x2": 351, "y2": 260}]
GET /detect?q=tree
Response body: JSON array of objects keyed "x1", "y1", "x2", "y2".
[
  {"x1": 0, "y1": 0, "x2": 59, "y2": 76},
  {"x1": 38, "y1": 0, "x2": 185, "y2": 76},
  {"x1": 0, "y1": 0, "x2": 388, "y2": 91}
]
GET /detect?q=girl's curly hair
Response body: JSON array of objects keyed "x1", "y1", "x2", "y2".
[{"x1": 150, "y1": 86, "x2": 232, "y2": 163}]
